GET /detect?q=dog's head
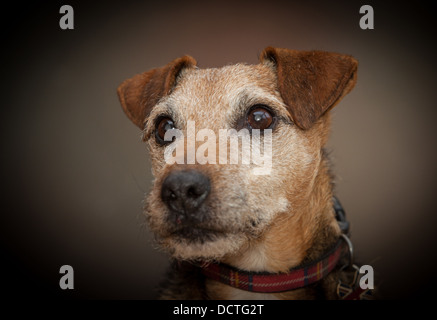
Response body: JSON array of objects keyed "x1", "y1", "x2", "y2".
[{"x1": 118, "y1": 47, "x2": 357, "y2": 262}]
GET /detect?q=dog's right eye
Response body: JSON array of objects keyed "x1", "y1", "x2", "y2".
[
  {"x1": 247, "y1": 106, "x2": 274, "y2": 130},
  {"x1": 155, "y1": 117, "x2": 175, "y2": 145}
]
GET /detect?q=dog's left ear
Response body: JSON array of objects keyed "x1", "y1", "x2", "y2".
[
  {"x1": 117, "y1": 55, "x2": 197, "y2": 129},
  {"x1": 260, "y1": 47, "x2": 358, "y2": 130}
]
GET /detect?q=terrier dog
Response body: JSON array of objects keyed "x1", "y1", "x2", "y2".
[{"x1": 118, "y1": 47, "x2": 359, "y2": 299}]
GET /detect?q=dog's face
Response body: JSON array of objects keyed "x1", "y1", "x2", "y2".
[{"x1": 118, "y1": 47, "x2": 357, "y2": 262}]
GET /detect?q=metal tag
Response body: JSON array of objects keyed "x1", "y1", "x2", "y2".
[{"x1": 337, "y1": 265, "x2": 373, "y2": 300}]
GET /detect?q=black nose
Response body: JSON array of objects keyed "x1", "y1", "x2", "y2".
[{"x1": 161, "y1": 170, "x2": 211, "y2": 223}]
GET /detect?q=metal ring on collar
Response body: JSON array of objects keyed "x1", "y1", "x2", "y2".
[{"x1": 340, "y1": 233, "x2": 354, "y2": 268}]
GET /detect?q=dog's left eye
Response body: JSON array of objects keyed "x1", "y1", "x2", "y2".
[
  {"x1": 246, "y1": 106, "x2": 274, "y2": 130},
  {"x1": 155, "y1": 116, "x2": 176, "y2": 145}
]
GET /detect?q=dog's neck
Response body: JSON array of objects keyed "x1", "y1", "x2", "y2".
[{"x1": 208, "y1": 152, "x2": 341, "y2": 299}]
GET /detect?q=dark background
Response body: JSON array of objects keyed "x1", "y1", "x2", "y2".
[{"x1": 1, "y1": 0, "x2": 436, "y2": 299}]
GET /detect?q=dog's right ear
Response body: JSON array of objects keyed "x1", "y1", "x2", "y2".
[
  {"x1": 260, "y1": 47, "x2": 357, "y2": 130},
  {"x1": 117, "y1": 56, "x2": 197, "y2": 129}
]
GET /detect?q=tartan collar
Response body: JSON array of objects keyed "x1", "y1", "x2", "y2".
[
  {"x1": 200, "y1": 197, "x2": 350, "y2": 293},
  {"x1": 200, "y1": 237, "x2": 348, "y2": 293}
]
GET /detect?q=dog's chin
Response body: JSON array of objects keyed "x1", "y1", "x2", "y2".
[
  {"x1": 170, "y1": 226, "x2": 227, "y2": 244},
  {"x1": 158, "y1": 229, "x2": 246, "y2": 261}
]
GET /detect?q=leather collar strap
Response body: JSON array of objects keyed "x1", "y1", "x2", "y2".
[{"x1": 201, "y1": 237, "x2": 348, "y2": 293}]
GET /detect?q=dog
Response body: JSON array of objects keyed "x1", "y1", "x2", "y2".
[{"x1": 117, "y1": 47, "x2": 360, "y2": 299}]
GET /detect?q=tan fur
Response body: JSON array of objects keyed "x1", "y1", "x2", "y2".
[{"x1": 117, "y1": 47, "x2": 357, "y2": 299}]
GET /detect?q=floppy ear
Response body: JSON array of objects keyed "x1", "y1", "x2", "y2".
[
  {"x1": 117, "y1": 55, "x2": 197, "y2": 129},
  {"x1": 260, "y1": 47, "x2": 358, "y2": 130}
]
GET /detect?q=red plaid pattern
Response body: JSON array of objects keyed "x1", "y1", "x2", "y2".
[{"x1": 201, "y1": 239, "x2": 347, "y2": 293}]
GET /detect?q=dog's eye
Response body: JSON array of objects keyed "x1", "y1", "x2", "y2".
[
  {"x1": 155, "y1": 117, "x2": 175, "y2": 144},
  {"x1": 247, "y1": 106, "x2": 274, "y2": 130}
]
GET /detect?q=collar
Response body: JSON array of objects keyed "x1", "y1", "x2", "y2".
[{"x1": 200, "y1": 197, "x2": 351, "y2": 293}]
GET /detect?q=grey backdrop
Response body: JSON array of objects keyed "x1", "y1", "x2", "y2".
[{"x1": 1, "y1": 0, "x2": 436, "y2": 299}]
